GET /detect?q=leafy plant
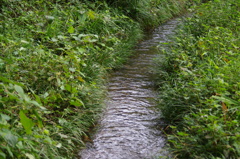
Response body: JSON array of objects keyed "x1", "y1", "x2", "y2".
[
  {"x1": 0, "y1": 0, "x2": 189, "y2": 158},
  {"x1": 154, "y1": 0, "x2": 240, "y2": 158}
]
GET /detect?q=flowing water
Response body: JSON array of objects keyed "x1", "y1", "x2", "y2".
[{"x1": 80, "y1": 17, "x2": 182, "y2": 159}]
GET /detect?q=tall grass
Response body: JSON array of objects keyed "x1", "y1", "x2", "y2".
[
  {"x1": 154, "y1": 0, "x2": 240, "y2": 158},
  {"x1": 0, "y1": 1, "x2": 142, "y2": 158},
  {"x1": 105, "y1": 0, "x2": 189, "y2": 29},
  {"x1": 0, "y1": 0, "x2": 189, "y2": 158}
]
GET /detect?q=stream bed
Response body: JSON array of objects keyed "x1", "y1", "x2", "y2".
[{"x1": 80, "y1": 17, "x2": 182, "y2": 159}]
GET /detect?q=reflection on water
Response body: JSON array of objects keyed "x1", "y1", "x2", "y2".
[{"x1": 80, "y1": 18, "x2": 182, "y2": 159}]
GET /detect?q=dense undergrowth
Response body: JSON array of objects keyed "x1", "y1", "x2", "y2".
[
  {"x1": 154, "y1": 0, "x2": 240, "y2": 158},
  {"x1": 0, "y1": 0, "x2": 189, "y2": 158}
]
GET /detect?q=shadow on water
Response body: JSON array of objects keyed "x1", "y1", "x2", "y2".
[{"x1": 79, "y1": 17, "x2": 183, "y2": 159}]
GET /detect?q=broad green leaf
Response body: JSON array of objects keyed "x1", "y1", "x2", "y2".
[
  {"x1": 58, "y1": 133, "x2": 68, "y2": 138},
  {"x1": 56, "y1": 143, "x2": 62, "y2": 148},
  {"x1": 87, "y1": 10, "x2": 95, "y2": 19},
  {"x1": 77, "y1": 47, "x2": 85, "y2": 53},
  {"x1": 51, "y1": 37, "x2": 58, "y2": 42},
  {"x1": 14, "y1": 85, "x2": 24, "y2": 98},
  {"x1": 68, "y1": 26, "x2": 74, "y2": 34},
  {"x1": 70, "y1": 99, "x2": 83, "y2": 107},
  {"x1": 29, "y1": 101, "x2": 46, "y2": 110},
  {"x1": 0, "y1": 58, "x2": 4, "y2": 66},
  {"x1": 0, "y1": 114, "x2": 10, "y2": 127},
  {"x1": 177, "y1": 132, "x2": 189, "y2": 136},
  {"x1": 1, "y1": 114, "x2": 10, "y2": 121},
  {"x1": 83, "y1": 36, "x2": 98, "y2": 43},
  {"x1": 25, "y1": 153, "x2": 35, "y2": 159},
  {"x1": 0, "y1": 151, "x2": 6, "y2": 159},
  {"x1": 79, "y1": 14, "x2": 87, "y2": 24},
  {"x1": 57, "y1": 35, "x2": 66, "y2": 39},
  {"x1": 0, "y1": 129, "x2": 18, "y2": 147},
  {"x1": 33, "y1": 94, "x2": 42, "y2": 105},
  {"x1": 45, "y1": 15, "x2": 55, "y2": 20},
  {"x1": 6, "y1": 146, "x2": 13, "y2": 158},
  {"x1": 58, "y1": 118, "x2": 67, "y2": 126},
  {"x1": 77, "y1": 76, "x2": 85, "y2": 82},
  {"x1": 43, "y1": 92, "x2": 49, "y2": 98},
  {"x1": 19, "y1": 111, "x2": 34, "y2": 134},
  {"x1": 69, "y1": 67, "x2": 76, "y2": 72},
  {"x1": 13, "y1": 85, "x2": 31, "y2": 102},
  {"x1": 44, "y1": 136, "x2": 53, "y2": 144},
  {"x1": 72, "y1": 36, "x2": 80, "y2": 41},
  {"x1": 43, "y1": 129, "x2": 50, "y2": 135},
  {"x1": 65, "y1": 84, "x2": 72, "y2": 92}
]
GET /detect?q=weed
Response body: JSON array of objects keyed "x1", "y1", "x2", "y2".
[
  {"x1": 154, "y1": 0, "x2": 240, "y2": 158},
  {"x1": 0, "y1": 0, "x2": 189, "y2": 158}
]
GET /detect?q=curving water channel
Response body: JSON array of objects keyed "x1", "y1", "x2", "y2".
[{"x1": 80, "y1": 17, "x2": 182, "y2": 159}]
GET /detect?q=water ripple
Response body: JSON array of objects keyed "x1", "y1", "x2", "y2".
[{"x1": 80, "y1": 17, "x2": 182, "y2": 159}]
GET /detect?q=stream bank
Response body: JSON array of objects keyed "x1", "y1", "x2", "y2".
[
  {"x1": 80, "y1": 17, "x2": 183, "y2": 159},
  {"x1": 0, "y1": 0, "x2": 190, "y2": 158}
]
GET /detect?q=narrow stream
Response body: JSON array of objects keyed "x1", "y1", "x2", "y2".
[{"x1": 80, "y1": 17, "x2": 182, "y2": 159}]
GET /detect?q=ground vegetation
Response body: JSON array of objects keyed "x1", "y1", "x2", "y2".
[
  {"x1": 0, "y1": 0, "x2": 189, "y2": 158},
  {"x1": 154, "y1": 0, "x2": 240, "y2": 158}
]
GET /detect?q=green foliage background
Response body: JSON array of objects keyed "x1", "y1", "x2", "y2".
[
  {"x1": 154, "y1": 0, "x2": 240, "y2": 158},
  {"x1": 0, "y1": 0, "x2": 188, "y2": 158}
]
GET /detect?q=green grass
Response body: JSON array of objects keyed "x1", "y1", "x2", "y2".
[
  {"x1": 153, "y1": 0, "x2": 240, "y2": 158},
  {"x1": 0, "y1": 0, "x2": 188, "y2": 158}
]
